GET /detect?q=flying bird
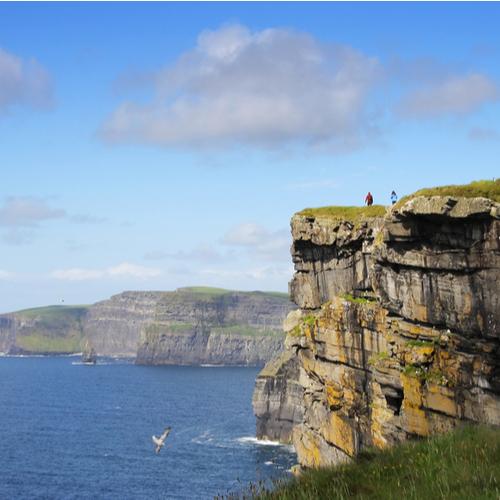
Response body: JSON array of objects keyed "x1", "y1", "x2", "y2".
[{"x1": 152, "y1": 426, "x2": 171, "y2": 454}]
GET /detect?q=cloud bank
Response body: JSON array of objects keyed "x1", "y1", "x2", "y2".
[
  {"x1": 102, "y1": 24, "x2": 500, "y2": 151},
  {"x1": 51, "y1": 262, "x2": 162, "y2": 281},
  {"x1": 223, "y1": 222, "x2": 289, "y2": 261},
  {"x1": 0, "y1": 47, "x2": 53, "y2": 114},
  {"x1": 102, "y1": 24, "x2": 380, "y2": 151}
]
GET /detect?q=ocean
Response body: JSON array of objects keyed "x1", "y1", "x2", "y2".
[{"x1": 0, "y1": 357, "x2": 295, "y2": 499}]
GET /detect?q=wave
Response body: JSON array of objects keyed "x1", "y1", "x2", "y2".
[{"x1": 236, "y1": 436, "x2": 293, "y2": 449}]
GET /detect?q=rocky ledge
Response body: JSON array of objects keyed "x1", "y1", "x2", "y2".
[{"x1": 253, "y1": 180, "x2": 500, "y2": 467}]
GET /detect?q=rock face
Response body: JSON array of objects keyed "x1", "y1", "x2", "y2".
[
  {"x1": 253, "y1": 350, "x2": 304, "y2": 443},
  {"x1": 372, "y1": 196, "x2": 499, "y2": 337},
  {"x1": 134, "y1": 289, "x2": 292, "y2": 365},
  {"x1": 290, "y1": 214, "x2": 384, "y2": 309},
  {"x1": 254, "y1": 194, "x2": 500, "y2": 467},
  {"x1": 0, "y1": 288, "x2": 292, "y2": 365}
]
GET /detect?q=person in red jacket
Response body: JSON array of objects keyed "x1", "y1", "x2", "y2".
[{"x1": 365, "y1": 192, "x2": 373, "y2": 206}]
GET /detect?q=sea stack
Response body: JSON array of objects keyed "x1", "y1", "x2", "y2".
[{"x1": 81, "y1": 340, "x2": 97, "y2": 364}]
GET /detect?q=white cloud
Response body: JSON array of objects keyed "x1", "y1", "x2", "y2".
[
  {"x1": 398, "y1": 73, "x2": 498, "y2": 118},
  {"x1": 51, "y1": 262, "x2": 162, "y2": 281},
  {"x1": 223, "y1": 223, "x2": 269, "y2": 247},
  {"x1": 223, "y1": 223, "x2": 290, "y2": 261},
  {"x1": 0, "y1": 196, "x2": 65, "y2": 227},
  {"x1": 102, "y1": 24, "x2": 380, "y2": 151},
  {"x1": 107, "y1": 262, "x2": 162, "y2": 279},
  {"x1": 0, "y1": 47, "x2": 53, "y2": 114},
  {"x1": 144, "y1": 244, "x2": 227, "y2": 263},
  {"x1": 201, "y1": 265, "x2": 292, "y2": 281},
  {"x1": 0, "y1": 196, "x2": 106, "y2": 245},
  {"x1": 52, "y1": 268, "x2": 104, "y2": 281}
]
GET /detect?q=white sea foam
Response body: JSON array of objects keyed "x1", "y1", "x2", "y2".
[{"x1": 236, "y1": 436, "x2": 288, "y2": 447}]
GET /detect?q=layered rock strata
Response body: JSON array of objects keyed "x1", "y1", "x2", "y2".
[
  {"x1": 0, "y1": 288, "x2": 293, "y2": 365},
  {"x1": 253, "y1": 350, "x2": 304, "y2": 443},
  {"x1": 254, "y1": 194, "x2": 500, "y2": 467}
]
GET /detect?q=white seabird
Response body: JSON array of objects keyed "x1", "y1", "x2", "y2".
[{"x1": 152, "y1": 426, "x2": 171, "y2": 454}]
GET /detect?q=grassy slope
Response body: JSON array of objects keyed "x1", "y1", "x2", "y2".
[
  {"x1": 256, "y1": 425, "x2": 500, "y2": 500},
  {"x1": 396, "y1": 179, "x2": 500, "y2": 208},
  {"x1": 11, "y1": 305, "x2": 88, "y2": 353}
]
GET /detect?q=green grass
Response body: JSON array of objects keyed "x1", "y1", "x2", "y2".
[
  {"x1": 6, "y1": 305, "x2": 89, "y2": 354},
  {"x1": 405, "y1": 339, "x2": 437, "y2": 348},
  {"x1": 297, "y1": 205, "x2": 386, "y2": 221},
  {"x1": 177, "y1": 286, "x2": 233, "y2": 297},
  {"x1": 16, "y1": 334, "x2": 82, "y2": 353},
  {"x1": 14, "y1": 305, "x2": 89, "y2": 320},
  {"x1": 254, "y1": 425, "x2": 500, "y2": 500},
  {"x1": 396, "y1": 179, "x2": 500, "y2": 208},
  {"x1": 342, "y1": 294, "x2": 376, "y2": 305},
  {"x1": 176, "y1": 287, "x2": 290, "y2": 301}
]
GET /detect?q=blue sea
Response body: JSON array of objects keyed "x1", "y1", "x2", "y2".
[{"x1": 0, "y1": 357, "x2": 295, "y2": 499}]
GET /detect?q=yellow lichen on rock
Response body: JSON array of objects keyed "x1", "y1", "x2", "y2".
[
  {"x1": 321, "y1": 413, "x2": 357, "y2": 456},
  {"x1": 401, "y1": 374, "x2": 430, "y2": 436}
]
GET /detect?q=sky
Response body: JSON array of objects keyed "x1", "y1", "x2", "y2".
[{"x1": 0, "y1": 2, "x2": 499, "y2": 312}]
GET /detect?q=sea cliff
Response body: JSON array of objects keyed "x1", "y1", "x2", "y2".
[
  {"x1": 0, "y1": 287, "x2": 293, "y2": 365},
  {"x1": 253, "y1": 180, "x2": 500, "y2": 467}
]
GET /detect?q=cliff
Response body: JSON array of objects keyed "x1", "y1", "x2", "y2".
[
  {"x1": 0, "y1": 306, "x2": 87, "y2": 355},
  {"x1": 132, "y1": 288, "x2": 292, "y2": 365},
  {"x1": 253, "y1": 180, "x2": 500, "y2": 467},
  {"x1": 0, "y1": 287, "x2": 293, "y2": 365}
]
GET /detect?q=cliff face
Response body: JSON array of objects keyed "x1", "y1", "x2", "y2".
[
  {"x1": 254, "y1": 191, "x2": 500, "y2": 467},
  {"x1": 252, "y1": 349, "x2": 304, "y2": 443},
  {"x1": 0, "y1": 288, "x2": 292, "y2": 365},
  {"x1": 134, "y1": 289, "x2": 292, "y2": 365}
]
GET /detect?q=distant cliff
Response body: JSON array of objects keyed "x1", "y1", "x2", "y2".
[
  {"x1": 253, "y1": 180, "x2": 500, "y2": 467},
  {"x1": 0, "y1": 306, "x2": 87, "y2": 355},
  {"x1": 0, "y1": 287, "x2": 292, "y2": 365}
]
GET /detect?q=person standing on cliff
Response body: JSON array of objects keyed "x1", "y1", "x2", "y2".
[
  {"x1": 365, "y1": 192, "x2": 373, "y2": 206},
  {"x1": 391, "y1": 190, "x2": 398, "y2": 205}
]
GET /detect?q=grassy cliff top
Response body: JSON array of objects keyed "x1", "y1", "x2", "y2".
[
  {"x1": 296, "y1": 205, "x2": 386, "y2": 221},
  {"x1": 396, "y1": 179, "x2": 500, "y2": 208},
  {"x1": 10, "y1": 305, "x2": 89, "y2": 319},
  {"x1": 257, "y1": 425, "x2": 500, "y2": 499},
  {"x1": 176, "y1": 287, "x2": 289, "y2": 301}
]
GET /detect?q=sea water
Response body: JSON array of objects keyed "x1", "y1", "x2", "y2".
[{"x1": 0, "y1": 357, "x2": 295, "y2": 499}]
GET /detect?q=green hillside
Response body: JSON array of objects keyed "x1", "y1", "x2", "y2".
[{"x1": 10, "y1": 305, "x2": 89, "y2": 354}]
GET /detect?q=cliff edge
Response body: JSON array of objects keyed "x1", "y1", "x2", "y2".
[{"x1": 253, "y1": 180, "x2": 500, "y2": 467}]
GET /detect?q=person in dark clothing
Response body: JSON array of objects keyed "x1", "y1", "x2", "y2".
[
  {"x1": 365, "y1": 192, "x2": 373, "y2": 206},
  {"x1": 391, "y1": 190, "x2": 398, "y2": 205}
]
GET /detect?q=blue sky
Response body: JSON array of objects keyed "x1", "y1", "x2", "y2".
[{"x1": 0, "y1": 2, "x2": 499, "y2": 312}]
